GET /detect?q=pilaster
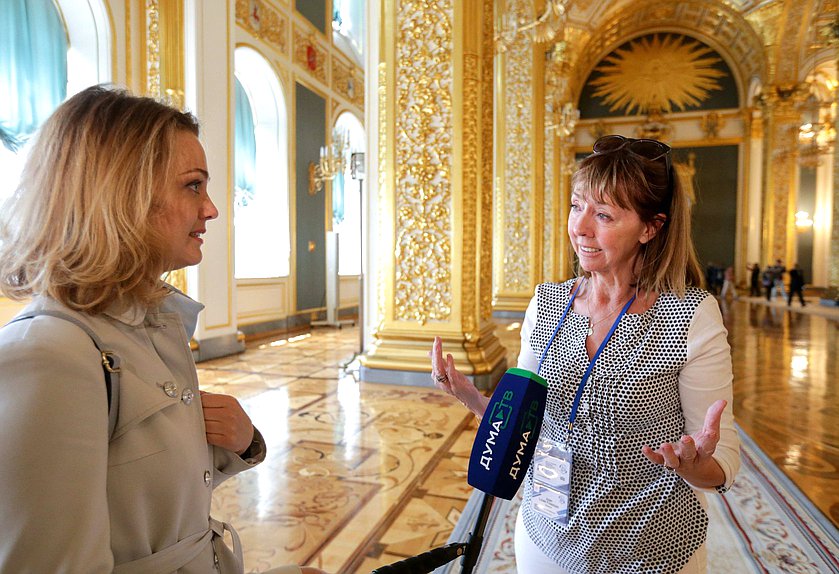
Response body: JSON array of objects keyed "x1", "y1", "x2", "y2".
[{"x1": 360, "y1": 0, "x2": 505, "y2": 389}]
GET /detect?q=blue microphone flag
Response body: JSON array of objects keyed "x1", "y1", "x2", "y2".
[{"x1": 467, "y1": 367, "x2": 548, "y2": 500}]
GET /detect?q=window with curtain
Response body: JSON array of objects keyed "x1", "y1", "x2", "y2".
[
  {"x1": 234, "y1": 77, "x2": 257, "y2": 208},
  {"x1": 333, "y1": 112, "x2": 365, "y2": 276},
  {"x1": 0, "y1": 0, "x2": 68, "y2": 207},
  {"x1": 233, "y1": 47, "x2": 290, "y2": 279},
  {"x1": 332, "y1": 0, "x2": 365, "y2": 65}
]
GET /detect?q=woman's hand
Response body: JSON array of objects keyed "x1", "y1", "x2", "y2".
[
  {"x1": 641, "y1": 399, "x2": 727, "y2": 488},
  {"x1": 199, "y1": 391, "x2": 254, "y2": 455},
  {"x1": 429, "y1": 336, "x2": 490, "y2": 418}
]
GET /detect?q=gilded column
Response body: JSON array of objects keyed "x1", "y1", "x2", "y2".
[
  {"x1": 493, "y1": 0, "x2": 541, "y2": 311},
  {"x1": 142, "y1": 0, "x2": 188, "y2": 293},
  {"x1": 758, "y1": 84, "x2": 808, "y2": 267},
  {"x1": 360, "y1": 0, "x2": 506, "y2": 389},
  {"x1": 832, "y1": 57, "x2": 839, "y2": 288}
]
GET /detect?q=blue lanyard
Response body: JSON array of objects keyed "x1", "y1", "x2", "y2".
[{"x1": 537, "y1": 281, "x2": 636, "y2": 434}]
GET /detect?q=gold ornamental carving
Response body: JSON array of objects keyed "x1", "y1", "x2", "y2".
[
  {"x1": 145, "y1": 0, "x2": 161, "y2": 99},
  {"x1": 745, "y1": 2, "x2": 783, "y2": 78},
  {"x1": 332, "y1": 57, "x2": 364, "y2": 110},
  {"x1": 501, "y1": 4, "x2": 534, "y2": 292},
  {"x1": 393, "y1": 0, "x2": 454, "y2": 324},
  {"x1": 577, "y1": 0, "x2": 766, "y2": 97},
  {"x1": 543, "y1": 98, "x2": 555, "y2": 281},
  {"x1": 235, "y1": 0, "x2": 288, "y2": 54},
  {"x1": 293, "y1": 27, "x2": 327, "y2": 85},
  {"x1": 480, "y1": 0, "x2": 494, "y2": 321},
  {"x1": 377, "y1": 63, "x2": 388, "y2": 330},
  {"x1": 462, "y1": 52, "x2": 480, "y2": 337}
]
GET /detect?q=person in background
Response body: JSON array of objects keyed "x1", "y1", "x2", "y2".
[
  {"x1": 431, "y1": 135, "x2": 739, "y2": 574},
  {"x1": 788, "y1": 263, "x2": 806, "y2": 307},
  {"x1": 0, "y1": 86, "x2": 326, "y2": 574},
  {"x1": 719, "y1": 265, "x2": 738, "y2": 301},
  {"x1": 771, "y1": 258, "x2": 787, "y2": 301},
  {"x1": 762, "y1": 265, "x2": 775, "y2": 302},
  {"x1": 748, "y1": 263, "x2": 761, "y2": 297}
]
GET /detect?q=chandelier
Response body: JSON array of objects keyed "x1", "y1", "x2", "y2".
[
  {"x1": 797, "y1": 84, "x2": 836, "y2": 168},
  {"x1": 495, "y1": 0, "x2": 570, "y2": 53},
  {"x1": 311, "y1": 129, "x2": 349, "y2": 194}
]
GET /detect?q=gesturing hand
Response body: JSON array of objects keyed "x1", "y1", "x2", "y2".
[
  {"x1": 428, "y1": 336, "x2": 489, "y2": 418},
  {"x1": 641, "y1": 399, "x2": 727, "y2": 489},
  {"x1": 199, "y1": 391, "x2": 254, "y2": 455}
]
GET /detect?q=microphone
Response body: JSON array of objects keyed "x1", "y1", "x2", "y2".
[
  {"x1": 371, "y1": 367, "x2": 547, "y2": 573},
  {"x1": 468, "y1": 367, "x2": 548, "y2": 499}
]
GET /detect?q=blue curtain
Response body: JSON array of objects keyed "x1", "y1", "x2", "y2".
[
  {"x1": 234, "y1": 77, "x2": 256, "y2": 206},
  {"x1": 332, "y1": 170, "x2": 345, "y2": 224},
  {"x1": 0, "y1": 0, "x2": 68, "y2": 151}
]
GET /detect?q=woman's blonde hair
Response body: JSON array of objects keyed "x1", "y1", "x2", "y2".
[
  {"x1": 0, "y1": 85, "x2": 200, "y2": 313},
  {"x1": 571, "y1": 140, "x2": 703, "y2": 297}
]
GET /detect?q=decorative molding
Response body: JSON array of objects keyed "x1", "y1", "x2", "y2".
[
  {"x1": 501, "y1": 0, "x2": 534, "y2": 293},
  {"x1": 573, "y1": 1, "x2": 766, "y2": 105},
  {"x1": 462, "y1": 51, "x2": 480, "y2": 337},
  {"x1": 392, "y1": 0, "x2": 454, "y2": 324},
  {"x1": 332, "y1": 55, "x2": 364, "y2": 109},
  {"x1": 480, "y1": 0, "x2": 494, "y2": 321},
  {"x1": 146, "y1": 0, "x2": 161, "y2": 98},
  {"x1": 293, "y1": 26, "x2": 327, "y2": 85},
  {"x1": 235, "y1": 0, "x2": 288, "y2": 54}
]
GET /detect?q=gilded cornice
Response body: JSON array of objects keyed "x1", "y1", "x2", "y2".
[
  {"x1": 573, "y1": 0, "x2": 767, "y2": 103},
  {"x1": 235, "y1": 0, "x2": 288, "y2": 54},
  {"x1": 393, "y1": 0, "x2": 454, "y2": 324}
]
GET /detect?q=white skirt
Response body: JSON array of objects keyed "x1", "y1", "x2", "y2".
[{"x1": 514, "y1": 508, "x2": 707, "y2": 573}]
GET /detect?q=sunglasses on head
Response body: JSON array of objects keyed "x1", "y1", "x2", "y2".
[{"x1": 592, "y1": 134, "x2": 672, "y2": 193}]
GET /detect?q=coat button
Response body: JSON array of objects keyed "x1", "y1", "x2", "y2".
[
  {"x1": 162, "y1": 381, "x2": 178, "y2": 397},
  {"x1": 181, "y1": 388, "x2": 194, "y2": 405},
  {"x1": 213, "y1": 552, "x2": 220, "y2": 566},
  {"x1": 204, "y1": 470, "x2": 211, "y2": 486}
]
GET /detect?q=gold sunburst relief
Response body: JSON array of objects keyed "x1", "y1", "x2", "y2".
[{"x1": 589, "y1": 34, "x2": 727, "y2": 115}]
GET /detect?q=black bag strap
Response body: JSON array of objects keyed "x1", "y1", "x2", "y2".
[{"x1": 8, "y1": 310, "x2": 121, "y2": 439}]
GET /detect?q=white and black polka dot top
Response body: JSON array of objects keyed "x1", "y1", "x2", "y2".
[{"x1": 520, "y1": 279, "x2": 717, "y2": 574}]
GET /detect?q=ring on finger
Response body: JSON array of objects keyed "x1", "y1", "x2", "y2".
[
  {"x1": 433, "y1": 373, "x2": 448, "y2": 384},
  {"x1": 663, "y1": 464, "x2": 677, "y2": 474}
]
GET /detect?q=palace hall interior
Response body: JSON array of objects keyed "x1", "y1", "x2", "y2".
[{"x1": 2, "y1": 0, "x2": 839, "y2": 572}]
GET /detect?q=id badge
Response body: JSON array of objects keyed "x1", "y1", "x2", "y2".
[{"x1": 532, "y1": 438, "x2": 573, "y2": 525}]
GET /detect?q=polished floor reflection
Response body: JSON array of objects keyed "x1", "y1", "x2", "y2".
[{"x1": 200, "y1": 297, "x2": 838, "y2": 573}]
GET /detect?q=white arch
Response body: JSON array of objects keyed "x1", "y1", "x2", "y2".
[
  {"x1": 233, "y1": 46, "x2": 290, "y2": 278},
  {"x1": 57, "y1": 0, "x2": 112, "y2": 93},
  {"x1": 334, "y1": 111, "x2": 366, "y2": 276}
]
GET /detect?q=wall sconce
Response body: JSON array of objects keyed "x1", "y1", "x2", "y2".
[
  {"x1": 310, "y1": 129, "x2": 349, "y2": 195},
  {"x1": 495, "y1": 0, "x2": 570, "y2": 53},
  {"x1": 795, "y1": 210, "x2": 814, "y2": 229}
]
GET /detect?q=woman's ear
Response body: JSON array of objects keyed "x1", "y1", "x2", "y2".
[{"x1": 640, "y1": 214, "x2": 667, "y2": 244}]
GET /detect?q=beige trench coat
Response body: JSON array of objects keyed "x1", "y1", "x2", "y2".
[{"x1": 0, "y1": 289, "x2": 297, "y2": 574}]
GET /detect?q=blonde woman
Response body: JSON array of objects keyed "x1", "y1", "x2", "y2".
[{"x1": 0, "y1": 86, "x2": 325, "y2": 574}]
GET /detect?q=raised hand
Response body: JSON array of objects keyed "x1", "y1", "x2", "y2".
[
  {"x1": 641, "y1": 399, "x2": 727, "y2": 488},
  {"x1": 199, "y1": 391, "x2": 255, "y2": 455},
  {"x1": 429, "y1": 336, "x2": 490, "y2": 418}
]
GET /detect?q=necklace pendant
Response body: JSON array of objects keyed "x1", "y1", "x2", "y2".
[{"x1": 587, "y1": 326, "x2": 593, "y2": 336}]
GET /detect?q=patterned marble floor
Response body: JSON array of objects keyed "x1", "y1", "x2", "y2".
[{"x1": 199, "y1": 297, "x2": 837, "y2": 573}]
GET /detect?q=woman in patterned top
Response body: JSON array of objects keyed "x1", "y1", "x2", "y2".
[{"x1": 431, "y1": 135, "x2": 739, "y2": 573}]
